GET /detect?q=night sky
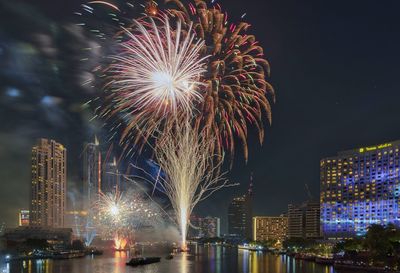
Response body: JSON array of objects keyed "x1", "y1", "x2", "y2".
[{"x1": 1, "y1": 0, "x2": 400, "y2": 233}]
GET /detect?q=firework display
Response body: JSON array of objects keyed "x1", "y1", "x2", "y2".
[
  {"x1": 94, "y1": 190, "x2": 161, "y2": 248},
  {"x1": 101, "y1": 15, "x2": 209, "y2": 147},
  {"x1": 165, "y1": 0, "x2": 275, "y2": 160},
  {"x1": 80, "y1": 0, "x2": 273, "y2": 250},
  {"x1": 152, "y1": 119, "x2": 234, "y2": 249}
]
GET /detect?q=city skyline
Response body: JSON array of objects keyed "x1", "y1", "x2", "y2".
[
  {"x1": 1, "y1": 0, "x2": 400, "y2": 233},
  {"x1": 1, "y1": 0, "x2": 400, "y2": 272}
]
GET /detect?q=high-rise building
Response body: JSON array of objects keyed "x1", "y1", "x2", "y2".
[
  {"x1": 18, "y1": 210, "x2": 30, "y2": 227},
  {"x1": 83, "y1": 138, "x2": 101, "y2": 211},
  {"x1": 188, "y1": 215, "x2": 202, "y2": 238},
  {"x1": 321, "y1": 140, "x2": 400, "y2": 239},
  {"x1": 287, "y1": 201, "x2": 320, "y2": 239},
  {"x1": 30, "y1": 138, "x2": 67, "y2": 228},
  {"x1": 228, "y1": 183, "x2": 253, "y2": 239},
  {"x1": 253, "y1": 215, "x2": 288, "y2": 242},
  {"x1": 102, "y1": 158, "x2": 120, "y2": 193},
  {"x1": 200, "y1": 217, "x2": 221, "y2": 238}
]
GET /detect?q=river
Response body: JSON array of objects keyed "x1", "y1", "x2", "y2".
[{"x1": 1, "y1": 245, "x2": 338, "y2": 273}]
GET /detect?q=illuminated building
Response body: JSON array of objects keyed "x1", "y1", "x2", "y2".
[
  {"x1": 102, "y1": 158, "x2": 120, "y2": 193},
  {"x1": 83, "y1": 138, "x2": 101, "y2": 211},
  {"x1": 4, "y1": 226, "x2": 72, "y2": 248},
  {"x1": 228, "y1": 183, "x2": 253, "y2": 239},
  {"x1": 321, "y1": 141, "x2": 400, "y2": 238},
  {"x1": 188, "y1": 216, "x2": 221, "y2": 238},
  {"x1": 18, "y1": 210, "x2": 29, "y2": 226},
  {"x1": 253, "y1": 215, "x2": 288, "y2": 242},
  {"x1": 188, "y1": 215, "x2": 202, "y2": 238},
  {"x1": 200, "y1": 217, "x2": 221, "y2": 238},
  {"x1": 30, "y1": 139, "x2": 67, "y2": 228},
  {"x1": 288, "y1": 201, "x2": 320, "y2": 239}
]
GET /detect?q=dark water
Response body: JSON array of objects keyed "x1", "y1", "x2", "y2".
[{"x1": 1, "y1": 246, "x2": 337, "y2": 273}]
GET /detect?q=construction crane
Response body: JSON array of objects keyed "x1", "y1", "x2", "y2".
[{"x1": 305, "y1": 183, "x2": 313, "y2": 201}]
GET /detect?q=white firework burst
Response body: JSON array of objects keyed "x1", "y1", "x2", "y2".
[{"x1": 107, "y1": 15, "x2": 208, "y2": 120}]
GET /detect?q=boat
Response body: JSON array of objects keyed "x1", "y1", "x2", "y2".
[
  {"x1": 126, "y1": 257, "x2": 161, "y2": 267},
  {"x1": 238, "y1": 244, "x2": 265, "y2": 251},
  {"x1": 315, "y1": 256, "x2": 334, "y2": 265},
  {"x1": 52, "y1": 251, "x2": 85, "y2": 260}
]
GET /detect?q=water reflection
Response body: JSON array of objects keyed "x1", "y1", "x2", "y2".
[{"x1": 2, "y1": 246, "x2": 336, "y2": 273}]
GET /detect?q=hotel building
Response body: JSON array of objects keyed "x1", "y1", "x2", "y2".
[
  {"x1": 253, "y1": 215, "x2": 288, "y2": 242},
  {"x1": 30, "y1": 139, "x2": 67, "y2": 228},
  {"x1": 320, "y1": 140, "x2": 400, "y2": 238}
]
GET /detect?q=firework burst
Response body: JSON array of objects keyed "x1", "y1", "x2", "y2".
[
  {"x1": 101, "y1": 15, "x2": 209, "y2": 147},
  {"x1": 165, "y1": 0, "x2": 275, "y2": 161},
  {"x1": 94, "y1": 190, "x2": 162, "y2": 246}
]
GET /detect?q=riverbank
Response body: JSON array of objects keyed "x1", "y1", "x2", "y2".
[{"x1": 3, "y1": 248, "x2": 103, "y2": 262}]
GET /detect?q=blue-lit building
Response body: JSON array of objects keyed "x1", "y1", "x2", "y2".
[{"x1": 320, "y1": 140, "x2": 400, "y2": 239}]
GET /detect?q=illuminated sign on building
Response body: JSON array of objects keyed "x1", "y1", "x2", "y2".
[{"x1": 359, "y1": 143, "x2": 392, "y2": 153}]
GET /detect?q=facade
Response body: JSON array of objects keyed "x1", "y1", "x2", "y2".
[
  {"x1": 228, "y1": 186, "x2": 253, "y2": 239},
  {"x1": 188, "y1": 216, "x2": 221, "y2": 238},
  {"x1": 287, "y1": 201, "x2": 320, "y2": 239},
  {"x1": 188, "y1": 215, "x2": 202, "y2": 238},
  {"x1": 200, "y1": 217, "x2": 221, "y2": 238},
  {"x1": 321, "y1": 140, "x2": 400, "y2": 239},
  {"x1": 30, "y1": 139, "x2": 67, "y2": 228},
  {"x1": 18, "y1": 209, "x2": 30, "y2": 226},
  {"x1": 83, "y1": 139, "x2": 102, "y2": 211},
  {"x1": 102, "y1": 158, "x2": 120, "y2": 193},
  {"x1": 253, "y1": 215, "x2": 288, "y2": 242}
]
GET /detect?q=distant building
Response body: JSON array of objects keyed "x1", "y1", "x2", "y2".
[
  {"x1": 228, "y1": 183, "x2": 253, "y2": 239},
  {"x1": 253, "y1": 215, "x2": 288, "y2": 242},
  {"x1": 83, "y1": 138, "x2": 101, "y2": 211},
  {"x1": 188, "y1": 215, "x2": 202, "y2": 238},
  {"x1": 18, "y1": 210, "x2": 30, "y2": 227},
  {"x1": 200, "y1": 217, "x2": 221, "y2": 238},
  {"x1": 188, "y1": 216, "x2": 221, "y2": 238},
  {"x1": 287, "y1": 201, "x2": 320, "y2": 239},
  {"x1": 102, "y1": 158, "x2": 120, "y2": 193},
  {"x1": 321, "y1": 140, "x2": 400, "y2": 239},
  {"x1": 30, "y1": 138, "x2": 67, "y2": 228},
  {"x1": 64, "y1": 210, "x2": 89, "y2": 239},
  {"x1": 3, "y1": 226, "x2": 72, "y2": 249}
]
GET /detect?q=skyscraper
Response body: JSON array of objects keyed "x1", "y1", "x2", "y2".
[
  {"x1": 102, "y1": 158, "x2": 120, "y2": 194},
  {"x1": 287, "y1": 201, "x2": 320, "y2": 239},
  {"x1": 30, "y1": 138, "x2": 67, "y2": 228},
  {"x1": 83, "y1": 138, "x2": 101, "y2": 211},
  {"x1": 228, "y1": 182, "x2": 253, "y2": 239},
  {"x1": 321, "y1": 140, "x2": 400, "y2": 239},
  {"x1": 200, "y1": 217, "x2": 221, "y2": 238}
]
